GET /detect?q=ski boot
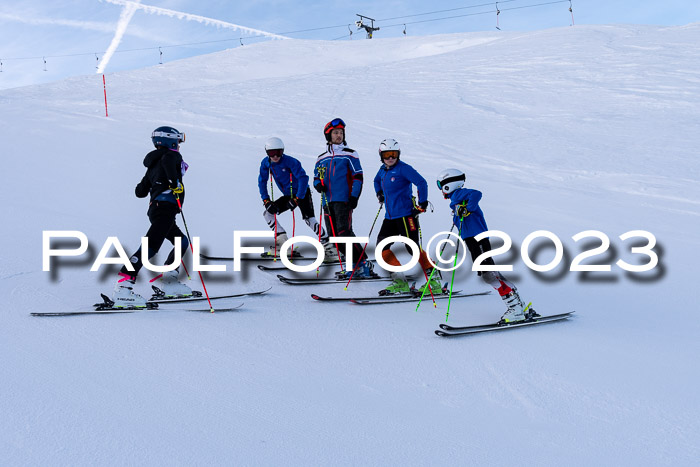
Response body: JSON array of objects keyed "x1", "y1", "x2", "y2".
[
  {"x1": 335, "y1": 259, "x2": 376, "y2": 280},
  {"x1": 158, "y1": 269, "x2": 192, "y2": 298},
  {"x1": 113, "y1": 272, "x2": 147, "y2": 308},
  {"x1": 379, "y1": 273, "x2": 411, "y2": 296},
  {"x1": 502, "y1": 286, "x2": 540, "y2": 321},
  {"x1": 268, "y1": 232, "x2": 288, "y2": 254},
  {"x1": 499, "y1": 290, "x2": 528, "y2": 324},
  {"x1": 414, "y1": 269, "x2": 446, "y2": 296},
  {"x1": 355, "y1": 259, "x2": 377, "y2": 279},
  {"x1": 322, "y1": 240, "x2": 341, "y2": 263},
  {"x1": 265, "y1": 232, "x2": 299, "y2": 258}
]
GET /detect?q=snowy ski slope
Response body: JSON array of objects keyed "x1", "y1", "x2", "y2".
[{"x1": 1, "y1": 24, "x2": 699, "y2": 465}]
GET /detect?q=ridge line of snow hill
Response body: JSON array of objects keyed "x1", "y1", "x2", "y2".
[{"x1": 119, "y1": 35, "x2": 505, "y2": 87}]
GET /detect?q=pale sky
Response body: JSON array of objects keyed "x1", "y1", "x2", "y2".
[{"x1": 1, "y1": 0, "x2": 699, "y2": 90}]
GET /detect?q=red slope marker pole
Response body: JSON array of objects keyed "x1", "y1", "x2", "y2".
[{"x1": 102, "y1": 74, "x2": 109, "y2": 117}]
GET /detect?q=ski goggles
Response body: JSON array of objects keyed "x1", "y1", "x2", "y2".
[
  {"x1": 380, "y1": 150, "x2": 400, "y2": 160},
  {"x1": 324, "y1": 118, "x2": 346, "y2": 134},
  {"x1": 152, "y1": 130, "x2": 186, "y2": 142},
  {"x1": 436, "y1": 174, "x2": 465, "y2": 190},
  {"x1": 266, "y1": 149, "x2": 283, "y2": 158}
]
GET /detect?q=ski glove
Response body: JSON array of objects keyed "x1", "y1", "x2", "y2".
[
  {"x1": 377, "y1": 192, "x2": 385, "y2": 204},
  {"x1": 455, "y1": 204, "x2": 471, "y2": 218},
  {"x1": 263, "y1": 199, "x2": 279, "y2": 215},
  {"x1": 314, "y1": 183, "x2": 327, "y2": 193},
  {"x1": 413, "y1": 200, "x2": 429, "y2": 215},
  {"x1": 287, "y1": 196, "x2": 298, "y2": 211},
  {"x1": 170, "y1": 181, "x2": 184, "y2": 194},
  {"x1": 348, "y1": 196, "x2": 359, "y2": 210}
]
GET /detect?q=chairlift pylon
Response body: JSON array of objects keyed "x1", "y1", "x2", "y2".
[{"x1": 356, "y1": 14, "x2": 380, "y2": 39}]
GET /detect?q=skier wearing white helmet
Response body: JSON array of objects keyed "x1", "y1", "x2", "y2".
[
  {"x1": 258, "y1": 136, "x2": 337, "y2": 260},
  {"x1": 437, "y1": 168, "x2": 539, "y2": 324},
  {"x1": 373, "y1": 139, "x2": 438, "y2": 296}
]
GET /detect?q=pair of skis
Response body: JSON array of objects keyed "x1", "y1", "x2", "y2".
[
  {"x1": 311, "y1": 290, "x2": 492, "y2": 305},
  {"x1": 205, "y1": 252, "x2": 374, "y2": 272},
  {"x1": 200, "y1": 252, "x2": 306, "y2": 262},
  {"x1": 276, "y1": 274, "x2": 388, "y2": 286},
  {"x1": 434, "y1": 311, "x2": 575, "y2": 337},
  {"x1": 311, "y1": 288, "x2": 574, "y2": 336},
  {"x1": 30, "y1": 286, "x2": 272, "y2": 317},
  {"x1": 30, "y1": 303, "x2": 245, "y2": 317}
]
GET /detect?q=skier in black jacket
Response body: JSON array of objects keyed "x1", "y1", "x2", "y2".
[{"x1": 113, "y1": 126, "x2": 192, "y2": 308}]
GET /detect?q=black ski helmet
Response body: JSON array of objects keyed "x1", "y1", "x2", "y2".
[{"x1": 152, "y1": 126, "x2": 185, "y2": 149}]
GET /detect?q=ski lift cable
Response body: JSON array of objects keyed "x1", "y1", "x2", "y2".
[
  {"x1": 376, "y1": 0, "x2": 519, "y2": 22},
  {"x1": 331, "y1": 33, "x2": 353, "y2": 41},
  {"x1": 378, "y1": 0, "x2": 569, "y2": 29},
  {"x1": 1, "y1": 0, "x2": 570, "y2": 63}
]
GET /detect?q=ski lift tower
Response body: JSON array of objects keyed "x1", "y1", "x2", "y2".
[{"x1": 355, "y1": 14, "x2": 380, "y2": 39}]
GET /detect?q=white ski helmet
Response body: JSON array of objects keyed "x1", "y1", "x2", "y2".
[
  {"x1": 265, "y1": 137, "x2": 284, "y2": 152},
  {"x1": 378, "y1": 138, "x2": 401, "y2": 161},
  {"x1": 437, "y1": 168, "x2": 466, "y2": 197}
]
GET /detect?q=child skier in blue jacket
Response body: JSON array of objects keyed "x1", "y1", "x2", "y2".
[
  {"x1": 373, "y1": 139, "x2": 439, "y2": 295},
  {"x1": 437, "y1": 168, "x2": 539, "y2": 324},
  {"x1": 258, "y1": 137, "x2": 335, "y2": 259}
]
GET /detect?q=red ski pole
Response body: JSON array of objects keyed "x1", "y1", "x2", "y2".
[
  {"x1": 174, "y1": 192, "x2": 215, "y2": 312},
  {"x1": 270, "y1": 169, "x2": 278, "y2": 260}
]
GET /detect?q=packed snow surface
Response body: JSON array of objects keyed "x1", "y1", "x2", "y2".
[{"x1": 1, "y1": 24, "x2": 699, "y2": 465}]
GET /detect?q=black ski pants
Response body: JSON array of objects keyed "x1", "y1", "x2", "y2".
[
  {"x1": 323, "y1": 201, "x2": 366, "y2": 264},
  {"x1": 376, "y1": 214, "x2": 421, "y2": 254},
  {"x1": 268, "y1": 187, "x2": 315, "y2": 219},
  {"x1": 120, "y1": 200, "x2": 188, "y2": 277}
]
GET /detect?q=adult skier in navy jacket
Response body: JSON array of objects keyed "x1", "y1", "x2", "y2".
[
  {"x1": 437, "y1": 168, "x2": 539, "y2": 324},
  {"x1": 257, "y1": 137, "x2": 336, "y2": 259},
  {"x1": 313, "y1": 118, "x2": 374, "y2": 277},
  {"x1": 373, "y1": 139, "x2": 439, "y2": 295},
  {"x1": 113, "y1": 126, "x2": 192, "y2": 308}
]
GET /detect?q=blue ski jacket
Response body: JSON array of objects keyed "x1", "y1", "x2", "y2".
[
  {"x1": 313, "y1": 144, "x2": 363, "y2": 204},
  {"x1": 373, "y1": 160, "x2": 428, "y2": 219},
  {"x1": 258, "y1": 154, "x2": 309, "y2": 200},
  {"x1": 448, "y1": 187, "x2": 489, "y2": 238}
]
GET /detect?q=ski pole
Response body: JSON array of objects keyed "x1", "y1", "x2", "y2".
[
  {"x1": 290, "y1": 173, "x2": 295, "y2": 260},
  {"x1": 270, "y1": 169, "x2": 278, "y2": 260},
  {"x1": 445, "y1": 219, "x2": 464, "y2": 322},
  {"x1": 344, "y1": 203, "x2": 383, "y2": 290},
  {"x1": 440, "y1": 224, "x2": 456, "y2": 257},
  {"x1": 316, "y1": 188, "x2": 324, "y2": 276},
  {"x1": 411, "y1": 216, "x2": 437, "y2": 309},
  {"x1": 443, "y1": 202, "x2": 470, "y2": 318},
  {"x1": 321, "y1": 181, "x2": 344, "y2": 272},
  {"x1": 180, "y1": 258, "x2": 191, "y2": 280},
  {"x1": 174, "y1": 192, "x2": 215, "y2": 313},
  {"x1": 416, "y1": 223, "x2": 456, "y2": 311},
  {"x1": 402, "y1": 196, "x2": 438, "y2": 309}
]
